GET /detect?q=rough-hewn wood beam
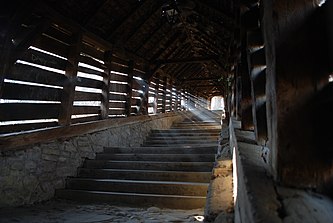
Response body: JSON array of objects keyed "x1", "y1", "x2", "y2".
[
  {"x1": 36, "y1": 1, "x2": 148, "y2": 65},
  {"x1": 155, "y1": 56, "x2": 218, "y2": 65},
  {"x1": 109, "y1": 0, "x2": 160, "y2": 42}
]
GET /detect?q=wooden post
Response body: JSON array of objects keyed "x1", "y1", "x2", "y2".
[
  {"x1": 125, "y1": 60, "x2": 134, "y2": 117},
  {"x1": 141, "y1": 79, "x2": 149, "y2": 115},
  {"x1": 101, "y1": 50, "x2": 112, "y2": 119},
  {"x1": 162, "y1": 76, "x2": 167, "y2": 113},
  {"x1": 58, "y1": 32, "x2": 82, "y2": 126},
  {"x1": 154, "y1": 75, "x2": 159, "y2": 114}
]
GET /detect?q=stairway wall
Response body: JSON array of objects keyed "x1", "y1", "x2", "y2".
[{"x1": 0, "y1": 113, "x2": 184, "y2": 207}]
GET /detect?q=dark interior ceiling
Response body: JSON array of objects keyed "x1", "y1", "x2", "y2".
[{"x1": 42, "y1": 0, "x2": 237, "y2": 98}]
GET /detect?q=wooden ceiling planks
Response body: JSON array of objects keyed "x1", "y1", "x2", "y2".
[{"x1": 41, "y1": 0, "x2": 236, "y2": 97}]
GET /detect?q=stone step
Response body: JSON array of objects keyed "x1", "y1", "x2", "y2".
[
  {"x1": 149, "y1": 132, "x2": 220, "y2": 137},
  {"x1": 95, "y1": 153, "x2": 215, "y2": 162},
  {"x1": 145, "y1": 135, "x2": 219, "y2": 141},
  {"x1": 151, "y1": 129, "x2": 221, "y2": 134},
  {"x1": 77, "y1": 168, "x2": 211, "y2": 183},
  {"x1": 55, "y1": 189, "x2": 206, "y2": 209},
  {"x1": 142, "y1": 143, "x2": 218, "y2": 147},
  {"x1": 103, "y1": 146, "x2": 217, "y2": 154},
  {"x1": 172, "y1": 123, "x2": 220, "y2": 127},
  {"x1": 143, "y1": 139, "x2": 218, "y2": 145},
  {"x1": 83, "y1": 160, "x2": 214, "y2": 171},
  {"x1": 65, "y1": 178, "x2": 209, "y2": 196},
  {"x1": 170, "y1": 126, "x2": 221, "y2": 130}
]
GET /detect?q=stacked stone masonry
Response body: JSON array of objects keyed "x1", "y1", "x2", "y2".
[{"x1": 0, "y1": 114, "x2": 183, "y2": 207}]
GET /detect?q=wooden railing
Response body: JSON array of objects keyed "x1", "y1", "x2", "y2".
[{"x1": 0, "y1": 5, "x2": 189, "y2": 137}]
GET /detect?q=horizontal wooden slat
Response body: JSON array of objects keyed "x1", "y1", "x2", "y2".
[
  {"x1": 81, "y1": 43, "x2": 105, "y2": 62},
  {"x1": 33, "y1": 33, "x2": 69, "y2": 59},
  {"x1": 10, "y1": 63, "x2": 67, "y2": 86},
  {"x1": 132, "y1": 91, "x2": 143, "y2": 98},
  {"x1": 72, "y1": 106, "x2": 100, "y2": 115},
  {"x1": 71, "y1": 115, "x2": 100, "y2": 124},
  {"x1": 109, "y1": 109, "x2": 126, "y2": 115},
  {"x1": 131, "y1": 107, "x2": 139, "y2": 114},
  {"x1": 109, "y1": 102, "x2": 126, "y2": 109},
  {"x1": 111, "y1": 55, "x2": 128, "y2": 66},
  {"x1": 74, "y1": 91, "x2": 102, "y2": 101},
  {"x1": 45, "y1": 25, "x2": 72, "y2": 45},
  {"x1": 109, "y1": 94, "x2": 127, "y2": 101},
  {"x1": 111, "y1": 63, "x2": 129, "y2": 74},
  {"x1": 0, "y1": 122, "x2": 58, "y2": 134},
  {"x1": 19, "y1": 49, "x2": 68, "y2": 70},
  {"x1": 110, "y1": 84, "x2": 128, "y2": 93},
  {"x1": 132, "y1": 81, "x2": 142, "y2": 90},
  {"x1": 78, "y1": 65, "x2": 107, "y2": 77},
  {"x1": 0, "y1": 103, "x2": 60, "y2": 121},
  {"x1": 131, "y1": 98, "x2": 141, "y2": 106},
  {"x1": 76, "y1": 77, "x2": 104, "y2": 89},
  {"x1": 2, "y1": 83, "x2": 62, "y2": 101},
  {"x1": 79, "y1": 55, "x2": 106, "y2": 70},
  {"x1": 110, "y1": 73, "x2": 128, "y2": 82}
]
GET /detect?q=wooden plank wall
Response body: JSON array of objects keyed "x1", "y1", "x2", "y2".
[{"x1": 0, "y1": 13, "x2": 189, "y2": 135}]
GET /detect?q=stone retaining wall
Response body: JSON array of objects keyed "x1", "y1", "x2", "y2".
[{"x1": 0, "y1": 113, "x2": 183, "y2": 207}]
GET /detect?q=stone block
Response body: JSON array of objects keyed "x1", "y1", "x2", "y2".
[{"x1": 41, "y1": 154, "x2": 58, "y2": 162}]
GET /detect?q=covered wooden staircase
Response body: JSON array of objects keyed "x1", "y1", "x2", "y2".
[{"x1": 56, "y1": 111, "x2": 221, "y2": 209}]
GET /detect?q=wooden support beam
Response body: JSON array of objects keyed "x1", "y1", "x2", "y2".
[
  {"x1": 182, "y1": 77, "x2": 220, "y2": 82},
  {"x1": 0, "y1": 2, "x2": 51, "y2": 98},
  {"x1": 193, "y1": 0, "x2": 235, "y2": 30},
  {"x1": 101, "y1": 50, "x2": 113, "y2": 119},
  {"x1": 133, "y1": 19, "x2": 167, "y2": 53},
  {"x1": 150, "y1": 31, "x2": 181, "y2": 61},
  {"x1": 121, "y1": 3, "x2": 163, "y2": 46},
  {"x1": 241, "y1": 5, "x2": 260, "y2": 30},
  {"x1": 154, "y1": 56, "x2": 218, "y2": 65},
  {"x1": 125, "y1": 60, "x2": 134, "y2": 117},
  {"x1": 109, "y1": 0, "x2": 158, "y2": 42},
  {"x1": 162, "y1": 76, "x2": 167, "y2": 113},
  {"x1": 58, "y1": 32, "x2": 83, "y2": 126},
  {"x1": 36, "y1": 1, "x2": 148, "y2": 65},
  {"x1": 153, "y1": 75, "x2": 160, "y2": 114},
  {"x1": 247, "y1": 29, "x2": 264, "y2": 50}
]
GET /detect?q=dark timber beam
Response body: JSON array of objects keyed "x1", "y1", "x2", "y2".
[
  {"x1": 58, "y1": 32, "x2": 82, "y2": 126},
  {"x1": 109, "y1": 0, "x2": 159, "y2": 42},
  {"x1": 125, "y1": 60, "x2": 134, "y2": 117},
  {"x1": 36, "y1": 1, "x2": 148, "y2": 65},
  {"x1": 182, "y1": 77, "x2": 220, "y2": 82},
  {"x1": 194, "y1": 0, "x2": 234, "y2": 30},
  {"x1": 155, "y1": 56, "x2": 218, "y2": 65}
]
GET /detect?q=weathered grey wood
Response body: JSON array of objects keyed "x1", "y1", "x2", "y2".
[
  {"x1": 109, "y1": 109, "x2": 126, "y2": 116},
  {"x1": 72, "y1": 106, "x2": 100, "y2": 115},
  {"x1": 109, "y1": 94, "x2": 127, "y2": 101},
  {"x1": 79, "y1": 55, "x2": 107, "y2": 71},
  {"x1": 1, "y1": 82, "x2": 62, "y2": 101},
  {"x1": 0, "y1": 103, "x2": 60, "y2": 121},
  {"x1": 33, "y1": 32, "x2": 69, "y2": 58},
  {"x1": 74, "y1": 91, "x2": 102, "y2": 101},
  {"x1": 125, "y1": 60, "x2": 134, "y2": 117},
  {"x1": 101, "y1": 51, "x2": 112, "y2": 119},
  {"x1": 109, "y1": 101, "x2": 126, "y2": 109},
  {"x1": 75, "y1": 76, "x2": 104, "y2": 89},
  {"x1": 20, "y1": 48, "x2": 67, "y2": 70},
  {"x1": 71, "y1": 115, "x2": 100, "y2": 124},
  {"x1": 58, "y1": 32, "x2": 82, "y2": 126},
  {"x1": 0, "y1": 122, "x2": 58, "y2": 135},
  {"x1": 10, "y1": 63, "x2": 66, "y2": 86}
]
